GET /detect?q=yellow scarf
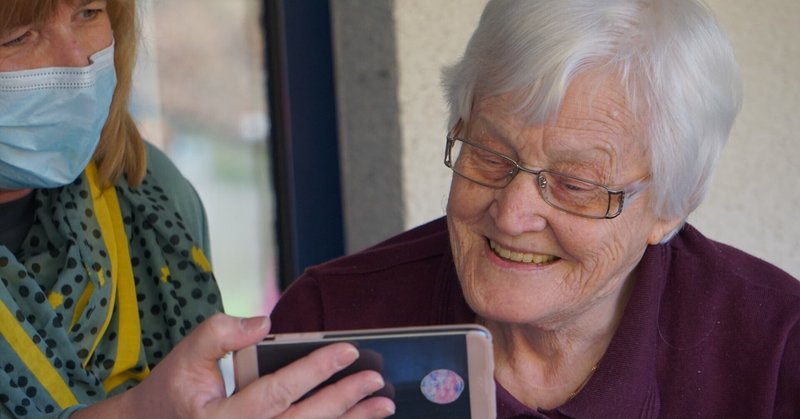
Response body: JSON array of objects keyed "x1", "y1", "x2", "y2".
[{"x1": 0, "y1": 163, "x2": 221, "y2": 416}]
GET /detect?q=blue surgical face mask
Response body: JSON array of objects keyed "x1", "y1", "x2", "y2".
[{"x1": 0, "y1": 42, "x2": 117, "y2": 190}]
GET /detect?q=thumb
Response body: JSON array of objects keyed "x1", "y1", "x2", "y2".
[{"x1": 179, "y1": 313, "x2": 271, "y2": 362}]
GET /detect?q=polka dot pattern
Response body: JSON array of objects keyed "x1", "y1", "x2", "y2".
[{"x1": 0, "y1": 167, "x2": 222, "y2": 416}]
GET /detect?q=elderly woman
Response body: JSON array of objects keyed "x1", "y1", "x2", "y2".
[
  {"x1": 0, "y1": 0, "x2": 394, "y2": 418},
  {"x1": 270, "y1": 0, "x2": 800, "y2": 417}
]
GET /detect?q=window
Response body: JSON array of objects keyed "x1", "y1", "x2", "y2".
[{"x1": 131, "y1": 0, "x2": 277, "y2": 316}]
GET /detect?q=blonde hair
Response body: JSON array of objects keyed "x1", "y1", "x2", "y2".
[{"x1": 1, "y1": 0, "x2": 147, "y2": 187}]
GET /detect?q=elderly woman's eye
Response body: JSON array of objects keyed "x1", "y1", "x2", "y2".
[
  {"x1": 483, "y1": 156, "x2": 506, "y2": 166},
  {"x1": 564, "y1": 182, "x2": 592, "y2": 192},
  {"x1": 477, "y1": 154, "x2": 511, "y2": 171},
  {"x1": 553, "y1": 177, "x2": 594, "y2": 194}
]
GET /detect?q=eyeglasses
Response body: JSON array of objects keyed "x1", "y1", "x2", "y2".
[{"x1": 444, "y1": 136, "x2": 648, "y2": 219}]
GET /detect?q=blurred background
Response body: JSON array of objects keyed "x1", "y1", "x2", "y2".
[{"x1": 131, "y1": 0, "x2": 275, "y2": 316}]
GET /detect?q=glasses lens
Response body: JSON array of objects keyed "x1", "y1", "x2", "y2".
[
  {"x1": 539, "y1": 171, "x2": 611, "y2": 218},
  {"x1": 445, "y1": 138, "x2": 621, "y2": 218},
  {"x1": 449, "y1": 139, "x2": 516, "y2": 187}
]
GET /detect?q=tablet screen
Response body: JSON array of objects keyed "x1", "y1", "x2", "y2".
[{"x1": 255, "y1": 333, "x2": 472, "y2": 418}]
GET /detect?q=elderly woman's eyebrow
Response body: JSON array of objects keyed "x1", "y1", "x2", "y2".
[
  {"x1": 468, "y1": 113, "x2": 518, "y2": 143},
  {"x1": 534, "y1": 128, "x2": 620, "y2": 177}
]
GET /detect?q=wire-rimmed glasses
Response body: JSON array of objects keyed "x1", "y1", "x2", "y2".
[{"x1": 444, "y1": 136, "x2": 648, "y2": 219}]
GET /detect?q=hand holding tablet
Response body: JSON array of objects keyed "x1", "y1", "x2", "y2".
[{"x1": 233, "y1": 324, "x2": 496, "y2": 419}]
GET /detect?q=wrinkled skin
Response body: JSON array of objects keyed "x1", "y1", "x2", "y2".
[{"x1": 447, "y1": 70, "x2": 680, "y2": 408}]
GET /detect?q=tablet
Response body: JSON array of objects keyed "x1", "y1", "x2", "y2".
[{"x1": 233, "y1": 324, "x2": 496, "y2": 418}]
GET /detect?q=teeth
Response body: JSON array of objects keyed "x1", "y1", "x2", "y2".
[{"x1": 489, "y1": 240, "x2": 558, "y2": 264}]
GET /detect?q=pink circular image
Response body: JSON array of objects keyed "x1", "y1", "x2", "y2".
[{"x1": 420, "y1": 369, "x2": 465, "y2": 404}]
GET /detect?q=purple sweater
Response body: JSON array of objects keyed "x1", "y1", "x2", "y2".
[{"x1": 270, "y1": 217, "x2": 800, "y2": 418}]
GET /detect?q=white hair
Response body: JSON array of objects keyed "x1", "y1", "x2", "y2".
[{"x1": 442, "y1": 0, "x2": 742, "y2": 240}]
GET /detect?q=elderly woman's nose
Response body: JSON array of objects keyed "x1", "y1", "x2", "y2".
[{"x1": 492, "y1": 173, "x2": 548, "y2": 234}]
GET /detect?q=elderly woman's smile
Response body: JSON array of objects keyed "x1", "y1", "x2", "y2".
[{"x1": 489, "y1": 239, "x2": 560, "y2": 265}]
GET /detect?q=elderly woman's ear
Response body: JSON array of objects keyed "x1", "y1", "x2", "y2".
[{"x1": 647, "y1": 217, "x2": 685, "y2": 245}]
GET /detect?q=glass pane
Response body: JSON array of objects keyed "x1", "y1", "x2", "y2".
[{"x1": 131, "y1": 0, "x2": 277, "y2": 316}]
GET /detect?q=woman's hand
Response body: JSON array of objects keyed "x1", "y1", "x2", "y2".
[{"x1": 73, "y1": 313, "x2": 395, "y2": 418}]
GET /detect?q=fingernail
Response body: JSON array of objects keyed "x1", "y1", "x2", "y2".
[
  {"x1": 334, "y1": 346, "x2": 359, "y2": 369},
  {"x1": 240, "y1": 316, "x2": 269, "y2": 332},
  {"x1": 366, "y1": 374, "x2": 385, "y2": 393}
]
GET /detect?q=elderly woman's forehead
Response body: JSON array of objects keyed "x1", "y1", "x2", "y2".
[
  {"x1": 473, "y1": 70, "x2": 639, "y2": 133},
  {"x1": 559, "y1": 72, "x2": 638, "y2": 130}
]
